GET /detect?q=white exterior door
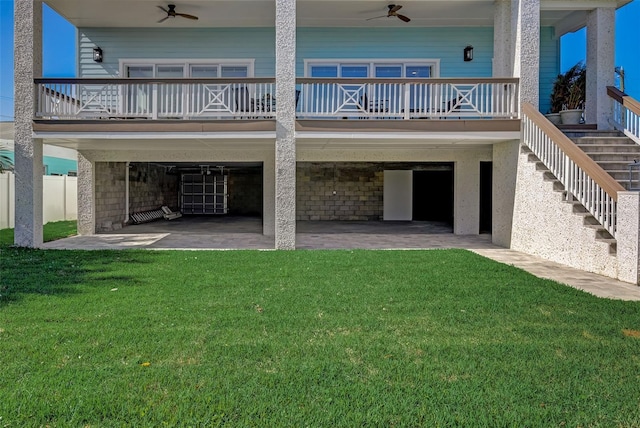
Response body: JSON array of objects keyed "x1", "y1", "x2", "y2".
[{"x1": 383, "y1": 170, "x2": 412, "y2": 221}]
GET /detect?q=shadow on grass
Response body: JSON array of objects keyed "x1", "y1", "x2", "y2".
[
  {"x1": 0, "y1": 247, "x2": 154, "y2": 306},
  {"x1": 0, "y1": 220, "x2": 78, "y2": 246}
]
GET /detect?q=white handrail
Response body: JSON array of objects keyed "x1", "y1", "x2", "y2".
[
  {"x1": 35, "y1": 80, "x2": 276, "y2": 120},
  {"x1": 609, "y1": 86, "x2": 640, "y2": 145},
  {"x1": 35, "y1": 77, "x2": 519, "y2": 121},
  {"x1": 296, "y1": 79, "x2": 519, "y2": 119},
  {"x1": 522, "y1": 103, "x2": 624, "y2": 238}
]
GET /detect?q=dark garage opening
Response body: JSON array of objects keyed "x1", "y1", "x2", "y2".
[
  {"x1": 412, "y1": 164, "x2": 454, "y2": 226},
  {"x1": 479, "y1": 161, "x2": 492, "y2": 233},
  {"x1": 131, "y1": 162, "x2": 263, "y2": 218}
]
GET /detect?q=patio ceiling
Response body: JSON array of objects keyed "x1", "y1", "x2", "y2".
[{"x1": 44, "y1": 0, "x2": 630, "y2": 34}]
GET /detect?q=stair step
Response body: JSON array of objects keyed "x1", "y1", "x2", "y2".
[
  {"x1": 577, "y1": 145, "x2": 640, "y2": 153},
  {"x1": 529, "y1": 143, "x2": 619, "y2": 255},
  {"x1": 581, "y1": 153, "x2": 640, "y2": 162},
  {"x1": 563, "y1": 130, "x2": 623, "y2": 138},
  {"x1": 571, "y1": 136, "x2": 633, "y2": 144},
  {"x1": 589, "y1": 161, "x2": 639, "y2": 170}
]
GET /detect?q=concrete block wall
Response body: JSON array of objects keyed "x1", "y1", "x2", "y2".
[
  {"x1": 95, "y1": 162, "x2": 178, "y2": 231},
  {"x1": 128, "y1": 163, "x2": 179, "y2": 213},
  {"x1": 296, "y1": 162, "x2": 384, "y2": 221},
  {"x1": 95, "y1": 162, "x2": 126, "y2": 231},
  {"x1": 228, "y1": 170, "x2": 262, "y2": 216}
]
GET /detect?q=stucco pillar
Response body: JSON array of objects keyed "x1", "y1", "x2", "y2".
[
  {"x1": 13, "y1": 0, "x2": 43, "y2": 247},
  {"x1": 616, "y1": 192, "x2": 640, "y2": 284},
  {"x1": 511, "y1": 0, "x2": 540, "y2": 107},
  {"x1": 586, "y1": 8, "x2": 615, "y2": 129},
  {"x1": 492, "y1": 140, "x2": 519, "y2": 247},
  {"x1": 77, "y1": 153, "x2": 96, "y2": 235},
  {"x1": 263, "y1": 153, "x2": 276, "y2": 236},
  {"x1": 454, "y1": 159, "x2": 479, "y2": 235},
  {"x1": 275, "y1": 0, "x2": 296, "y2": 249},
  {"x1": 493, "y1": 0, "x2": 512, "y2": 77}
]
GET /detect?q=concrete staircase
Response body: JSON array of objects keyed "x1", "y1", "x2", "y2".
[
  {"x1": 564, "y1": 130, "x2": 640, "y2": 190},
  {"x1": 522, "y1": 146, "x2": 617, "y2": 253}
]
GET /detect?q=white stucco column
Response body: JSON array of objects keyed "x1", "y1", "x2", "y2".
[
  {"x1": 263, "y1": 153, "x2": 276, "y2": 236},
  {"x1": 493, "y1": 0, "x2": 512, "y2": 77},
  {"x1": 492, "y1": 140, "x2": 519, "y2": 247},
  {"x1": 13, "y1": 0, "x2": 43, "y2": 247},
  {"x1": 77, "y1": 153, "x2": 96, "y2": 235},
  {"x1": 616, "y1": 192, "x2": 640, "y2": 284},
  {"x1": 454, "y1": 159, "x2": 479, "y2": 235},
  {"x1": 511, "y1": 0, "x2": 540, "y2": 107},
  {"x1": 275, "y1": 0, "x2": 297, "y2": 249},
  {"x1": 586, "y1": 8, "x2": 615, "y2": 129}
]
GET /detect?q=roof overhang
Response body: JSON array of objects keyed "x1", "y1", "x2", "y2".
[{"x1": 44, "y1": 0, "x2": 631, "y2": 33}]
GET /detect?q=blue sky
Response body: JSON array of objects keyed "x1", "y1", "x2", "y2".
[{"x1": 0, "y1": 0, "x2": 639, "y2": 121}]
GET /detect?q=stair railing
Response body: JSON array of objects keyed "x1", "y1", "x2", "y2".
[
  {"x1": 608, "y1": 86, "x2": 640, "y2": 145},
  {"x1": 522, "y1": 103, "x2": 625, "y2": 237}
]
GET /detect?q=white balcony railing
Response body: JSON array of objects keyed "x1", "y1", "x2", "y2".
[
  {"x1": 522, "y1": 103, "x2": 625, "y2": 238},
  {"x1": 608, "y1": 86, "x2": 640, "y2": 145},
  {"x1": 35, "y1": 78, "x2": 276, "y2": 120},
  {"x1": 35, "y1": 77, "x2": 519, "y2": 121},
  {"x1": 296, "y1": 78, "x2": 519, "y2": 119}
]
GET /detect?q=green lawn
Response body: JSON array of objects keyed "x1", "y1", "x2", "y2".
[
  {"x1": 1, "y1": 248, "x2": 639, "y2": 427},
  {"x1": 0, "y1": 220, "x2": 77, "y2": 246}
]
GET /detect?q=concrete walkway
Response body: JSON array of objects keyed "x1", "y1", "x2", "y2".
[{"x1": 41, "y1": 217, "x2": 640, "y2": 301}]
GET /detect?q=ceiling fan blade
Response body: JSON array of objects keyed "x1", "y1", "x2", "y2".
[
  {"x1": 365, "y1": 14, "x2": 387, "y2": 21},
  {"x1": 176, "y1": 12, "x2": 198, "y2": 20},
  {"x1": 389, "y1": 4, "x2": 403, "y2": 13},
  {"x1": 157, "y1": 5, "x2": 168, "y2": 13},
  {"x1": 397, "y1": 14, "x2": 411, "y2": 22},
  {"x1": 157, "y1": 15, "x2": 169, "y2": 23}
]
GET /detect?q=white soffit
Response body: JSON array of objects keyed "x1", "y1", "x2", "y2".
[{"x1": 43, "y1": 0, "x2": 625, "y2": 29}]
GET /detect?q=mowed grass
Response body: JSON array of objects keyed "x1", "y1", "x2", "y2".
[
  {"x1": 1, "y1": 248, "x2": 640, "y2": 427},
  {"x1": 0, "y1": 220, "x2": 77, "y2": 246}
]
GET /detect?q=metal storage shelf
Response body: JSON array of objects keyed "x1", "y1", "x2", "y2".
[{"x1": 181, "y1": 173, "x2": 228, "y2": 214}]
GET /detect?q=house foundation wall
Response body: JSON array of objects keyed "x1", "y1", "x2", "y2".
[
  {"x1": 297, "y1": 162, "x2": 384, "y2": 221},
  {"x1": 94, "y1": 162, "x2": 179, "y2": 231},
  {"x1": 128, "y1": 163, "x2": 179, "y2": 214},
  {"x1": 94, "y1": 162, "x2": 126, "y2": 231},
  {"x1": 511, "y1": 144, "x2": 618, "y2": 278}
]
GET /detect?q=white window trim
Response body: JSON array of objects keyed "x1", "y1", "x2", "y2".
[
  {"x1": 118, "y1": 59, "x2": 256, "y2": 77},
  {"x1": 304, "y1": 59, "x2": 440, "y2": 78}
]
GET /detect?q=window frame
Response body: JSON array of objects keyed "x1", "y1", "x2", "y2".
[
  {"x1": 119, "y1": 59, "x2": 256, "y2": 78},
  {"x1": 304, "y1": 59, "x2": 440, "y2": 78}
]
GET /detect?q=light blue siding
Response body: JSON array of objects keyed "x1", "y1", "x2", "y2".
[
  {"x1": 44, "y1": 156, "x2": 77, "y2": 175},
  {"x1": 3, "y1": 153, "x2": 77, "y2": 175},
  {"x1": 78, "y1": 28, "x2": 276, "y2": 77},
  {"x1": 539, "y1": 27, "x2": 560, "y2": 114},
  {"x1": 78, "y1": 26, "x2": 559, "y2": 111},
  {"x1": 298, "y1": 28, "x2": 494, "y2": 78}
]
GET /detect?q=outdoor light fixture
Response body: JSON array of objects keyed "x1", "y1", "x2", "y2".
[
  {"x1": 93, "y1": 47, "x2": 103, "y2": 63},
  {"x1": 464, "y1": 45, "x2": 473, "y2": 62},
  {"x1": 615, "y1": 66, "x2": 625, "y2": 92}
]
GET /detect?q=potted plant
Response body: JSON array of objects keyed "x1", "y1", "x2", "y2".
[
  {"x1": 559, "y1": 62, "x2": 586, "y2": 125},
  {"x1": 546, "y1": 71, "x2": 569, "y2": 125},
  {"x1": 546, "y1": 62, "x2": 586, "y2": 125}
]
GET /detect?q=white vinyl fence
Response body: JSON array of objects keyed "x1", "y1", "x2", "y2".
[{"x1": 0, "y1": 173, "x2": 77, "y2": 230}]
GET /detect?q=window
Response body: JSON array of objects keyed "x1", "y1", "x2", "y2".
[
  {"x1": 307, "y1": 59, "x2": 439, "y2": 78},
  {"x1": 119, "y1": 60, "x2": 254, "y2": 117},
  {"x1": 121, "y1": 60, "x2": 254, "y2": 78}
]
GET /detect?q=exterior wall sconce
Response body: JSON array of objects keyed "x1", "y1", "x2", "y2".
[
  {"x1": 93, "y1": 47, "x2": 103, "y2": 63},
  {"x1": 464, "y1": 45, "x2": 473, "y2": 62}
]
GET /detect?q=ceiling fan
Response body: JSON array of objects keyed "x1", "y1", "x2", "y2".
[
  {"x1": 366, "y1": 4, "x2": 411, "y2": 23},
  {"x1": 157, "y1": 4, "x2": 199, "y2": 23}
]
